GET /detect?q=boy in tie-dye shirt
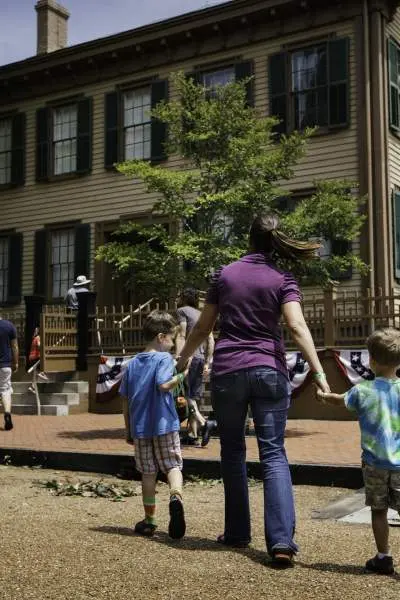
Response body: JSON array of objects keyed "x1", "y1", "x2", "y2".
[{"x1": 317, "y1": 328, "x2": 400, "y2": 576}]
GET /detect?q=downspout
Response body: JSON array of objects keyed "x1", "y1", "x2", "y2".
[{"x1": 363, "y1": 0, "x2": 375, "y2": 296}]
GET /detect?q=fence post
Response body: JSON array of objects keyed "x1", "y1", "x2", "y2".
[
  {"x1": 24, "y1": 295, "x2": 45, "y2": 370},
  {"x1": 323, "y1": 284, "x2": 338, "y2": 347},
  {"x1": 77, "y1": 292, "x2": 97, "y2": 371}
]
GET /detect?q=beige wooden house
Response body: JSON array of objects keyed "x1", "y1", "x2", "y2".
[{"x1": 0, "y1": 0, "x2": 400, "y2": 311}]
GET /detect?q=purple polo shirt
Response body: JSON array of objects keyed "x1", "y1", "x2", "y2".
[{"x1": 206, "y1": 253, "x2": 301, "y2": 378}]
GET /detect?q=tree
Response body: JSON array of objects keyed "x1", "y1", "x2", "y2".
[{"x1": 96, "y1": 73, "x2": 367, "y2": 300}]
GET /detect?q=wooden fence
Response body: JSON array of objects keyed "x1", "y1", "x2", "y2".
[
  {"x1": 40, "y1": 305, "x2": 78, "y2": 372},
  {"x1": 89, "y1": 299, "x2": 177, "y2": 355},
  {"x1": 90, "y1": 287, "x2": 400, "y2": 356}
]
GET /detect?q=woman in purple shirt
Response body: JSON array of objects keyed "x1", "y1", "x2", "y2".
[{"x1": 177, "y1": 215, "x2": 330, "y2": 566}]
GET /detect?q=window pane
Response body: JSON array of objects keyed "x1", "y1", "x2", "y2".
[
  {"x1": 0, "y1": 118, "x2": 12, "y2": 185},
  {"x1": 124, "y1": 87, "x2": 152, "y2": 160},
  {"x1": 203, "y1": 67, "x2": 235, "y2": 91},
  {"x1": 292, "y1": 46, "x2": 326, "y2": 92},
  {"x1": 51, "y1": 228, "x2": 75, "y2": 298},
  {"x1": 52, "y1": 104, "x2": 77, "y2": 174}
]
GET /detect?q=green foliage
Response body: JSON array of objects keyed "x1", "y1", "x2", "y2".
[{"x1": 96, "y1": 73, "x2": 367, "y2": 298}]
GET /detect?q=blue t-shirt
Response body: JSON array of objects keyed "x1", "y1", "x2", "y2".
[
  {"x1": 345, "y1": 378, "x2": 400, "y2": 470},
  {"x1": 119, "y1": 351, "x2": 179, "y2": 439},
  {"x1": 0, "y1": 320, "x2": 17, "y2": 368}
]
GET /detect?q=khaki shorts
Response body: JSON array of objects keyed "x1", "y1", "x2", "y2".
[
  {"x1": 0, "y1": 367, "x2": 12, "y2": 395},
  {"x1": 362, "y1": 463, "x2": 400, "y2": 511},
  {"x1": 134, "y1": 432, "x2": 183, "y2": 475}
]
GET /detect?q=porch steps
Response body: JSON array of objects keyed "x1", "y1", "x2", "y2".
[{"x1": 3, "y1": 380, "x2": 89, "y2": 416}]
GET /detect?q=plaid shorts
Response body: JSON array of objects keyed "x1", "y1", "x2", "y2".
[
  {"x1": 134, "y1": 432, "x2": 183, "y2": 475},
  {"x1": 363, "y1": 463, "x2": 400, "y2": 511}
]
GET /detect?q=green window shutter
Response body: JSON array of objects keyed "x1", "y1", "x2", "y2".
[
  {"x1": 235, "y1": 60, "x2": 254, "y2": 106},
  {"x1": 331, "y1": 239, "x2": 353, "y2": 280},
  {"x1": 151, "y1": 80, "x2": 169, "y2": 163},
  {"x1": 388, "y1": 39, "x2": 400, "y2": 131},
  {"x1": 269, "y1": 52, "x2": 288, "y2": 134},
  {"x1": 76, "y1": 97, "x2": 93, "y2": 174},
  {"x1": 36, "y1": 107, "x2": 49, "y2": 181},
  {"x1": 11, "y1": 113, "x2": 26, "y2": 186},
  {"x1": 7, "y1": 233, "x2": 23, "y2": 304},
  {"x1": 393, "y1": 191, "x2": 400, "y2": 279},
  {"x1": 104, "y1": 92, "x2": 119, "y2": 169},
  {"x1": 34, "y1": 229, "x2": 48, "y2": 297},
  {"x1": 328, "y1": 38, "x2": 350, "y2": 128},
  {"x1": 74, "y1": 223, "x2": 91, "y2": 280}
]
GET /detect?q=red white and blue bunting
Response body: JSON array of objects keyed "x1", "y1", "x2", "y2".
[
  {"x1": 334, "y1": 350, "x2": 374, "y2": 385},
  {"x1": 96, "y1": 350, "x2": 374, "y2": 402},
  {"x1": 96, "y1": 355, "x2": 133, "y2": 402}
]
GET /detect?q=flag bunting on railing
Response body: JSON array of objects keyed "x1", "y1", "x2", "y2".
[
  {"x1": 96, "y1": 355, "x2": 133, "y2": 402},
  {"x1": 334, "y1": 350, "x2": 374, "y2": 385},
  {"x1": 96, "y1": 352, "x2": 314, "y2": 402}
]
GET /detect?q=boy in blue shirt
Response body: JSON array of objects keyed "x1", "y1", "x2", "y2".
[
  {"x1": 317, "y1": 328, "x2": 400, "y2": 575},
  {"x1": 120, "y1": 310, "x2": 188, "y2": 539}
]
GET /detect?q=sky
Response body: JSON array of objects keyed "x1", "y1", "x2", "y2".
[{"x1": 0, "y1": 0, "x2": 230, "y2": 66}]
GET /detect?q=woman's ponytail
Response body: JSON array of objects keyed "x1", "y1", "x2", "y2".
[{"x1": 249, "y1": 215, "x2": 320, "y2": 262}]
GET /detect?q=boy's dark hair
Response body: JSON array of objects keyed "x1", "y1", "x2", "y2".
[
  {"x1": 142, "y1": 310, "x2": 177, "y2": 342},
  {"x1": 180, "y1": 287, "x2": 199, "y2": 308},
  {"x1": 367, "y1": 328, "x2": 400, "y2": 367}
]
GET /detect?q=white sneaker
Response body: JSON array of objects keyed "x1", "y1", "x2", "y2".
[
  {"x1": 28, "y1": 385, "x2": 35, "y2": 394},
  {"x1": 38, "y1": 372, "x2": 49, "y2": 381}
]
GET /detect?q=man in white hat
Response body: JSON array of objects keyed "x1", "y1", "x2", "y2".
[{"x1": 65, "y1": 275, "x2": 91, "y2": 310}]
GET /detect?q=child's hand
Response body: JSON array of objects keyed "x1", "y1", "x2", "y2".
[{"x1": 314, "y1": 385, "x2": 326, "y2": 405}]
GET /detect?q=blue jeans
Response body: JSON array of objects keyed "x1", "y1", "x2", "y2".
[{"x1": 211, "y1": 366, "x2": 298, "y2": 555}]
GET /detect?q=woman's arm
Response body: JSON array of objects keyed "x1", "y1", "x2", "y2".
[
  {"x1": 176, "y1": 304, "x2": 218, "y2": 372},
  {"x1": 281, "y1": 301, "x2": 330, "y2": 393}
]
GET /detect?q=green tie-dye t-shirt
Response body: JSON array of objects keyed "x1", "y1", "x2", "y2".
[{"x1": 345, "y1": 378, "x2": 400, "y2": 469}]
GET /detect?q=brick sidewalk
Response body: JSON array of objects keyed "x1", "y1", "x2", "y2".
[{"x1": 0, "y1": 414, "x2": 361, "y2": 466}]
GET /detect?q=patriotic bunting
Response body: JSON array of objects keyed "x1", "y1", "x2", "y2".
[
  {"x1": 96, "y1": 355, "x2": 133, "y2": 402},
  {"x1": 335, "y1": 350, "x2": 374, "y2": 385},
  {"x1": 96, "y1": 352, "x2": 313, "y2": 402}
]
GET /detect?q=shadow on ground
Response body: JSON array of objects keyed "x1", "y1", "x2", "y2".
[
  {"x1": 91, "y1": 526, "x2": 400, "y2": 577},
  {"x1": 57, "y1": 428, "x2": 126, "y2": 440}
]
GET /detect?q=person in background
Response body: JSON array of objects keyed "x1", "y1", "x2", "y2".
[
  {"x1": 317, "y1": 328, "x2": 400, "y2": 576},
  {"x1": 65, "y1": 275, "x2": 91, "y2": 310},
  {"x1": 177, "y1": 214, "x2": 330, "y2": 567},
  {"x1": 120, "y1": 310, "x2": 188, "y2": 539},
  {"x1": 0, "y1": 316, "x2": 19, "y2": 431},
  {"x1": 27, "y1": 327, "x2": 49, "y2": 391},
  {"x1": 176, "y1": 287, "x2": 216, "y2": 447}
]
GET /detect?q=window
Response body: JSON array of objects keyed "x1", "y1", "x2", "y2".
[
  {"x1": 0, "y1": 233, "x2": 23, "y2": 305},
  {"x1": 388, "y1": 38, "x2": 400, "y2": 132},
  {"x1": 292, "y1": 45, "x2": 328, "y2": 129},
  {"x1": 0, "y1": 119, "x2": 12, "y2": 185},
  {"x1": 269, "y1": 38, "x2": 349, "y2": 134},
  {"x1": 36, "y1": 98, "x2": 92, "y2": 181},
  {"x1": 123, "y1": 88, "x2": 152, "y2": 160},
  {"x1": 105, "y1": 80, "x2": 168, "y2": 168},
  {"x1": 0, "y1": 114, "x2": 25, "y2": 187},
  {"x1": 189, "y1": 61, "x2": 254, "y2": 105},
  {"x1": 0, "y1": 238, "x2": 9, "y2": 302},
  {"x1": 201, "y1": 67, "x2": 235, "y2": 98},
  {"x1": 50, "y1": 229, "x2": 75, "y2": 299},
  {"x1": 34, "y1": 224, "x2": 90, "y2": 300},
  {"x1": 53, "y1": 105, "x2": 77, "y2": 175}
]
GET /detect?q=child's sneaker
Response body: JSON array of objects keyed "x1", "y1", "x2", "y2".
[
  {"x1": 168, "y1": 494, "x2": 186, "y2": 539},
  {"x1": 365, "y1": 555, "x2": 394, "y2": 575},
  {"x1": 134, "y1": 519, "x2": 157, "y2": 537}
]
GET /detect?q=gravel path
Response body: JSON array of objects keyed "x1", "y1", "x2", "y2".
[{"x1": 0, "y1": 466, "x2": 399, "y2": 599}]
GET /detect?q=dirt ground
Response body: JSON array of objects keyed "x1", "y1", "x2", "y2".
[{"x1": 0, "y1": 466, "x2": 399, "y2": 600}]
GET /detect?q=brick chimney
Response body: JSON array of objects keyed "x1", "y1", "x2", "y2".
[{"x1": 35, "y1": 0, "x2": 70, "y2": 55}]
